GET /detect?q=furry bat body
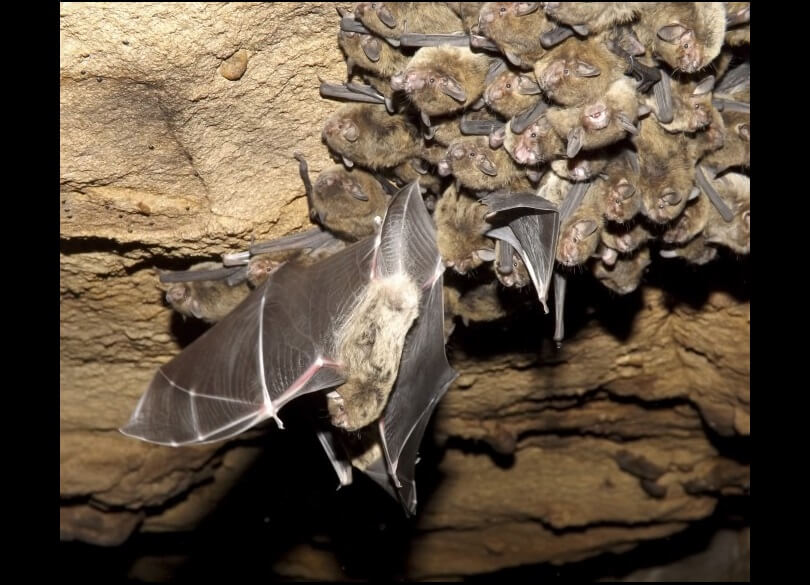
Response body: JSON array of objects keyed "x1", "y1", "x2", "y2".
[
  {"x1": 546, "y1": 76, "x2": 639, "y2": 157},
  {"x1": 445, "y1": 281, "x2": 508, "y2": 326},
  {"x1": 724, "y1": 2, "x2": 750, "y2": 46},
  {"x1": 434, "y1": 184, "x2": 494, "y2": 273},
  {"x1": 634, "y1": 2, "x2": 726, "y2": 73},
  {"x1": 477, "y1": 2, "x2": 553, "y2": 69},
  {"x1": 555, "y1": 182, "x2": 603, "y2": 266},
  {"x1": 338, "y1": 27, "x2": 409, "y2": 79},
  {"x1": 503, "y1": 113, "x2": 566, "y2": 167},
  {"x1": 660, "y1": 234, "x2": 718, "y2": 265},
  {"x1": 122, "y1": 182, "x2": 455, "y2": 514},
  {"x1": 600, "y1": 221, "x2": 652, "y2": 255},
  {"x1": 355, "y1": 2, "x2": 463, "y2": 41},
  {"x1": 534, "y1": 36, "x2": 628, "y2": 108},
  {"x1": 322, "y1": 104, "x2": 423, "y2": 169},
  {"x1": 644, "y1": 75, "x2": 715, "y2": 134},
  {"x1": 592, "y1": 150, "x2": 642, "y2": 223},
  {"x1": 483, "y1": 67, "x2": 543, "y2": 118},
  {"x1": 543, "y1": 2, "x2": 643, "y2": 36},
  {"x1": 390, "y1": 46, "x2": 492, "y2": 119},
  {"x1": 702, "y1": 172, "x2": 750, "y2": 254},
  {"x1": 438, "y1": 136, "x2": 530, "y2": 191},
  {"x1": 550, "y1": 147, "x2": 611, "y2": 183},
  {"x1": 162, "y1": 262, "x2": 252, "y2": 324},
  {"x1": 593, "y1": 246, "x2": 650, "y2": 295}
]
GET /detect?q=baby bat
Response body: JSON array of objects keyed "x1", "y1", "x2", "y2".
[
  {"x1": 645, "y1": 75, "x2": 715, "y2": 134},
  {"x1": 433, "y1": 184, "x2": 494, "y2": 274},
  {"x1": 122, "y1": 182, "x2": 456, "y2": 515},
  {"x1": 477, "y1": 2, "x2": 553, "y2": 69},
  {"x1": 542, "y1": 2, "x2": 642, "y2": 36},
  {"x1": 593, "y1": 247, "x2": 651, "y2": 295},
  {"x1": 600, "y1": 222, "x2": 652, "y2": 255},
  {"x1": 634, "y1": 2, "x2": 726, "y2": 73},
  {"x1": 533, "y1": 36, "x2": 628, "y2": 108},
  {"x1": 592, "y1": 149, "x2": 642, "y2": 223},
  {"x1": 546, "y1": 76, "x2": 640, "y2": 158},
  {"x1": 390, "y1": 46, "x2": 492, "y2": 121},
  {"x1": 338, "y1": 26, "x2": 409, "y2": 79},
  {"x1": 294, "y1": 152, "x2": 388, "y2": 241},
  {"x1": 556, "y1": 182, "x2": 603, "y2": 267},
  {"x1": 483, "y1": 65, "x2": 543, "y2": 119},
  {"x1": 161, "y1": 262, "x2": 252, "y2": 324},
  {"x1": 354, "y1": 2, "x2": 463, "y2": 42},
  {"x1": 634, "y1": 117, "x2": 694, "y2": 224},
  {"x1": 438, "y1": 136, "x2": 530, "y2": 191},
  {"x1": 322, "y1": 104, "x2": 423, "y2": 170},
  {"x1": 503, "y1": 112, "x2": 566, "y2": 167},
  {"x1": 659, "y1": 234, "x2": 718, "y2": 265},
  {"x1": 702, "y1": 172, "x2": 750, "y2": 254}
]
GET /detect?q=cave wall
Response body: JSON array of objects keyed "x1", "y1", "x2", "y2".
[{"x1": 60, "y1": 3, "x2": 749, "y2": 580}]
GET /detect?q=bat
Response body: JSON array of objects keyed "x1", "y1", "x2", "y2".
[
  {"x1": 724, "y1": 2, "x2": 750, "y2": 46},
  {"x1": 701, "y1": 172, "x2": 750, "y2": 254},
  {"x1": 390, "y1": 46, "x2": 492, "y2": 121},
  {"x1": 433, "y1": 183, "x2": 495, "y2": 274},
  {"x1": 592, "y1": 149, "x2": 642, "y2": 223},
  {"x1": 659, "y1": 234, "x2": 718, "y2": 265},
  {"x1": 546, "y1": 76, "x2": 640, "y2": 158},
  {"x1": 633, "y1": 2, "x2": 726, "y2": 73},
  {"x1": 493, "y1": 239, "x2": 532, "y2": 289},
  {"x1": 592, "y1": 246, "x2": 651, "y2": 295},
  {"x1": 322, "y1": 104, "x2": 423, "y2": 170},
  {"x1": 549, "y1": 147, "x2": 611, "y2": 183},
  {"x1": 503, "y1": 112, "x2": 566, "y2": 167},
  {"x1": 160, "y1": 262, "x2": 252, "y2": 324},
  {"x1": 121, "y1": 182, "x2": 456, "y2": 515},
  {"x1": 354, "y1": 2, "x2": 463, "y2": 42},
  {"x1": 644, "y1": 75, "x2": 715, "y2": 134},
  {"x1": 661, "y1": 189, "x2": 711, "y2": 245},
  {"x1": 555, "y1": 181, "x2": 603, "y2": 266},
  {"x1": 533, "y1": 36, "x2": 627, "y2": 107},
  {"x1": 438, "y1": 136, "x2": 531, "y2": 191},
  {"x1": 600, "y1": 221, "x2": 652, "y2": 255},
  {"x1": 337, "y1": 21, "x2": 409, "y2": 79},
  {"x1": 482, "y1": 189, "x2": 560, "y2": 312},
  {"x1": 477, "y1": 2, "x2": 553, "y2": 69},
  {"x1": 482, "y1": 64, "x2": 543, "y2": 119},
  {"x1": 294, "y1": 152, "x2": 389, "y2": 241},
  {"x1": 444, "y1": 280, "x2": 508, "y2": 327},
  {"x1": 542, "y1": 2, "x2": 643, "y2": 36}
]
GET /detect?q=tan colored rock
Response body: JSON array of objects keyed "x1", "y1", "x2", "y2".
[{"x1": 60, "y1": 3, "x2": 749, "y2": 580}]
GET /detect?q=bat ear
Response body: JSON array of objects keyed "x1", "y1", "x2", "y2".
[
  {"x1": 688, "y1": 186, "x2": 700, "y2": 200},
  {"x1": 515, "y1": 2, "x2": 540, "y2": 16},
  {"x1": 742, "y1": 210, "x2": 750, "y2": 227},
  {"x1": 441, "y1": 77, "x2": 467, "y2": 103},
  {"x1": 693, "y1": 76, "x2": 715, "y2": 96},
  {"x1": 637, "y1": 104, "x2": 652, "y2": 117},
  {"x1": 574, "y1": 219, "x2": 598, "y2": 237},
  {"x1": 620, "y1": 30, "x2": 646, "y2": 56},
  {"x1": 566, "y1": 127, "x2": 583, "y2": 159},
  {"x1": 437, "y1": 159, "x2": 452, "y2": 177},
  {"x1": 575, "y1": 60, "x2": 601, "y2": 77},
  {"x1": 342, "y1": 123, "x2": 359, "y2": 142},
  {"x1": 376, "y1": 4, "x2": 397, "y2": 28},
  {"x1": 657, "y1": 23, "x2": 688, "y2": 43},
  {"x1": 489, "y1": 126, "x2": 506, "y2": 148},
  {"x1": 616, "y1": 181, "x2": 636, "y2": 200},
  {"x1": 661, "y1": 190, "x2": 682, "y2": 206},
  {"x1": 348, "y1": 183, "x2": 370, "y2": 201},
  {"x1": 476, "y1": 155, "x2": 498, "y2": 176},
  {"x1": 517, "y1": 75, "x2": 542, "y2": 95},
  {"x1": 361, "y1": 37, "x2": 382, "y2": 62},
  {"x1": 738, "y1": 123, "x2": 750, "y2": 141},
  {"x1": 475, "y1": 248, "x2": 496, "y2": 262}
]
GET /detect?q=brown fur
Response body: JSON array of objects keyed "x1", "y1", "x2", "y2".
[
  {"x1": 534, "y1": 37, "x2": 627, "y2": 107},
  {"x1": 434, "y1": 184, "x2": 493, "y2": 273},
  {"x1": 310, "y1": 166, "x2": 389, "y2": 241},
  {"x1": 445, "y1": 281, "x2": 507, "y2": 325},
  {"x1": 494, "y1": 245, "x2": 532, "y2": 289},
  {"x1": 546, "y1": 77, "x2": 639, "y2": 153},
  {"x1": 544, "y1": 2, "x2": 643, "y2": 34},
  {"x1": 660, "y1": 234, "x2": 718, "y2": 265},
  {"x1": 503, "y1": 113, "x2": 566, "y2": 166},
  {"x1": 439, "y1": 136, "x2": 529, "y2": 190},
  {"x1": 338, "y1": 29, "x2": 409, "y2": 79},
  {"x1": 592, "y1": 153, "x2": 642, "y2": 223},
  {"x1": 446, "y1": 2, "x2": 486, "y2": 31},
  {"x1": 686, "y1": 107, "x2": 726, "y2": 163},
  {"x1": 392, "y1": 46, "x2": 492, "y2": 117},
  {"x1": 703, "y1": 172, "x2": 749, "y2": 254},
  {"x1": 724, "y1": 2, "x2": 750, "y2": 46},
  {"x1": 484, "y1": 69, "x2": 542, "y2": 118},
  {"x1": 634, "y1": 117, "x2": 693, "y2": 223},
  {"x1": 550, "y1": 148, "x2": 611, "y2": 182},
  {"x1": 702, "y1": 109, "x2": 749, "y2": 174},
  {"x1": 163, "y1": 262, "x2": 251, "y2": 323},
  {"x1": 388, "y1": 160, "x2": 445, "y2": 195},
  {"x1": 661, "y1": 191, "x2": 711, "y2": 245},
  {"x1": 593, "y1": 246, "x2": 650, "y2": 294},
  {"x1": 647, "y1": 75, "x2": 716, "y2": 134},
  {"x1": 601, "y1": 222, "x2": 652, "y2": 254},
  {"x1": 322, "y1": 104, "x2": 422, "y2": 169},
  {"x1": 478, "y1": 2, "x2": 554, "y2": 69},
  {"x1": 329, "y1": 273, "x2": 420, "y2": 431},
  {"x1": 557, "y1": 187, "x2": 604, "y2": 266},
  {"x1": 634, "y1": 2, "x2": 726, "y2": 73},
  {"x1": 355, "y1": 2, "x2": 463, "y2": 38}
]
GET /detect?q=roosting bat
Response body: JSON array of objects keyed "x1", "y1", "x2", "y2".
[
  {"x1": 354, "y1": 2, "x2": 463, "y2": 42},
  {"x1": 160, "y1": 262, "x2": 252, "y2": 324},
  {"x1": 433, "y1": 184, "x2": 495, "y2": 274},
  {"x1": 477, "y1": 2, "x2": 554, "y2": 68},
  {"x1": 542, "y1": 2, "x2": 643, "y2": 36},
  {"x1": 438, "y1": 136, "x2": 530, "y2": 191},
  {"x1": 121, "y1": 182, "x2": 456, "y2": 515},
  {"x1": 592, "y1": 246, "x2": 651, "y2": 295}
]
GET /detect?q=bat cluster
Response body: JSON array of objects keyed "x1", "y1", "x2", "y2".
[{"x1": 121, "y1": 3, "x2": 750, "y2": 516}]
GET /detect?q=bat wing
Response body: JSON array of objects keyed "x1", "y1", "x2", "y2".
[
  {"x1": 121, "y1": 237, "x2": 377, "y2": 446},
  {"x1": 319, "y1": 81, "x2": 387, "y2": 106},
  {"x1": 399, "y1": 33, "x2": 470, "y2": 47},
  {"x1": 315, "y1": 425, "x2": 354, "y2": 488},
  {"x1": 510, "y1": 100, "x2": 549, "y2": 135},
  {"x1": 380, "y1": 276, "x2": 456, "y2": 515},
  {"x1": 553, "y1": 271, "x2": 567, "y2": 346},
  {"x1": 652, "y1": 70, "x2": 674, "y2": 124},
  {"x1": 696, "y1": 165, "x2": 734, "y2": 222}
]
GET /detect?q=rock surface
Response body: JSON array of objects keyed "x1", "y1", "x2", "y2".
[{"x1": 60, "y1": 3, "x2": 749, "y2": 580}]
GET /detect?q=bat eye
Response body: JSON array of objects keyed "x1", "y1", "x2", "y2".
[
  {"x1": 563, "y1": 68, "x2": 570, "y2": 76},
  {"x1": 371, "y1": 3, "x2": 377, "y2": 8},
  {"x1": 469, "y1": 152, "x2": 476, "y2": 158},
  {"x1": 499, "y1": 7, "x2": 506, "y2": 13},
  {"x1": 530, "y1": 132, "x2": 536, "y2": 138},
  {"x1": 505, "y1": 82, "x2": 511, "y2": 89},
  {"x1": 683, "y1": 42, "x2": 689, "y2": 49},
  {"x1": 694, "y1": 104, "x2": 700, "y2": 110},
  {"x1": 429, "y1": 77, "x2": 435, "y2": 84}
]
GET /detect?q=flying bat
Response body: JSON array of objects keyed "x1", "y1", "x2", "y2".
[{"x1": 121, "y1": 182, "x2": 456, "y2": 515}]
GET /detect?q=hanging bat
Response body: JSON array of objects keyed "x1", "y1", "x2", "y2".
[
  {"x1": 592, "y1": 149, "x2": 642, "y2": 223},
  {"x1": 634, "y1": 2, "x2": 726, "y2": 73},
  {"x1": 555, "y1": 181, "x2": 603, "y2": 266},
  {"x1": 542, "y1": 2, "x2": 643, "y2": 36},
  {"x1": 644, "y1": 75, "x2": 715, "y2": 134},
  {"x1": 482, "y1": 62, "x2": 543, "y2": 118},
  {"x1": 546, "y1": 76, "x2": 640, "y2": 158},
  {"x1": 444, "y1": 280, "x2": 508, "y2": 327},
  {"x1": 433, "y1": 183, "x2": 495, "y2": 274},
  {"x1": 160, "y1": 262, "x2": 253, "y2": 324},
  {"x1": 390, "y1": 46, "x2": 492, "y2": 124},
  {"x1": 503, "y1": 112, "x2": 566, "y2": 167},
  {"x1": 493, "y1": 239, "x2": 532, "y2": 289},
  {"x1": 337, "y1": 21, "x2": 409, "y2": 79},
  {"x1": 121, "y1": 182, "x2": 456, "y2": 515},
  {"x1": 438, "y1": 136, "x2": 530, "y2": 191},
  {"x1": 659, "y1": 234, "x2": 718, "y2": 265},
  {"x1": 592, "y1": 246, "x2": 651, "y2": 295},
  {"x1": 322, "y1": 104, "x2": 423, "y2": 169},
  {"x1": 661, "y1": 189, "x2": 711, "y2": 246},
  {"x1": 600, "y1": 221, "x2": 652, "y2": 255},
  {"x1": 354, "y1": 2, "x2": 463, "y2": 43},
  {"x1": 533, "y1": 36, "x2": 627, "y2": 108},
  {"x1": 701, "y1": 172, "x2": 750, "y2": 254},
  {"x1": 482, "y1": 189, "x2": 560, "y2": 312},
  {"x1": 294, "y1": 152, "x2": 389, "y2": 241},
  {"x1": 477, "y1": 2, "x2": 553, "y2": 69}
]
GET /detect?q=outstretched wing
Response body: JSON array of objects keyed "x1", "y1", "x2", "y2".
[{"x1": 121, "y1": 237, "x2": 376, "y2": 446}]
